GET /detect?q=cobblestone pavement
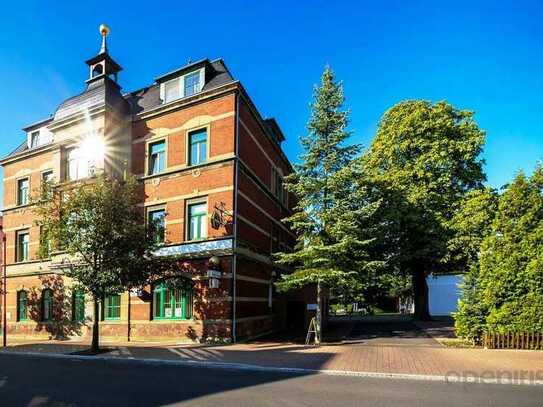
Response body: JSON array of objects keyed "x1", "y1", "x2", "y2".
[
  {"x1": 2, "y1": 338, "x2": 543, "y2": 382},
  {"x1": 1, "y1": 318, "x2": 542, "y2": 382}
]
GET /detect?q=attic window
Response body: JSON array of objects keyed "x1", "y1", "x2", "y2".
[
  {"x1": 164, "y1": 78, "x2": 180, "y2": 103},
  {"x1": 184, "y1": 71, "x2": 201, "y2": 97},
  {"x1": 161, "y1": 68, "x2": 204, "y2": 103},
  {"x1": 30, "y1": 131, "x2": 41, "y2": 148}
]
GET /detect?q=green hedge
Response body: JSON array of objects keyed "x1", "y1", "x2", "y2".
[{"x1": 454, "y1": 167, "x2": 543, "y2": 341}]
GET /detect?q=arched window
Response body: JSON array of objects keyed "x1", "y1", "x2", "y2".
[
  {"x1": 153, "y1": 281, "x2": 193, "y2": 320},
  {"x1": 42, "y1": 289, "x2": 53, "y2": 321},
  {"x1": 17, "y1": 291, "x2": 28, "y2": 321},
  {"x1": 92, "y1": 64, "x2": 103, "y2": 78}
]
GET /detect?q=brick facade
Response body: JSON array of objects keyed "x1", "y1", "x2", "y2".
[{"x1": 0, "y1": 33, "x2": 297, "y2": 344}]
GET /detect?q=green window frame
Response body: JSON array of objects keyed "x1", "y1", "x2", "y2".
[
  {"x1": 188, "y1": 202, "x2": 207, "y2": 241},
  {"x1": 188, "y1": 128, "x2": 207, "y2": 166},
  {"x1": 153, "y1": 282, "x2": 193, "y2": 320},
  {"x1": 104, "y1": 294, "x2": 121, "y2": 320},
  {"x1": 16, "y1": 230, "x2": 30, "y2": 262},
  {"x1": 17, "y1": 291, "x2": 28, "y2": 321},
  {"x1": 148, "y1": 140, "x2": 166, "y2": 175},
  {"x1": 42, "y1": 289, "x2": 53, "y2": 321},
  {"x1": 72, "y1": 291, "x2": 85, "y2": 322},
  {"x1": 148, "y1": 208, "x2": 166, "y2": 244}
]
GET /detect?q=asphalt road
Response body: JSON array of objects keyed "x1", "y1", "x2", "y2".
[{"x1": 0, "y1": 353, "x2": 541, "y2": 406}]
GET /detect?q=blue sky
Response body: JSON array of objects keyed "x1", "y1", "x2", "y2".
[{"x1": 0, "y1": 0, "x2": 542, "y2": 205}]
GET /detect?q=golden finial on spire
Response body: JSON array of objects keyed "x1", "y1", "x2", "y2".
[
  {"x1": 99, "y1": 24, "x2": 110, "y2": 37},
  {"x1": 99, "y1": 24, "x2": 110, "y2": 54}
]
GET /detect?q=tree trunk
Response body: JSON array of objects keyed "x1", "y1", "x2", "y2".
[
  {"x1": 315, "y1": 280, "x2": 322, "y2": 345},
  {"x1": 91, "y1": 298, "x2": 100, "y2": 353},
  {"x1": 412, "y1": 269, "x2": 431, "y2": 321}
]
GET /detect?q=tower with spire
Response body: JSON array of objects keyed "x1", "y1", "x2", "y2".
[{"x1": 85, "y1": 24, "x2": 123, "y2": 86}]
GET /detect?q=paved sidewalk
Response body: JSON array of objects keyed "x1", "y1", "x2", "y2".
[{"x1": 2, "y1": 339, "x2": 543, "y2": 382}]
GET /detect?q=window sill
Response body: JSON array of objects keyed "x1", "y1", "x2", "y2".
[
  {"x1": 151, "y1": 318, "x2": 195, "y2": 323},
  {"x1": 10, "y1": 203, "x2": 32, "y2": 211},
  {"x1": 13, "y1": 259, "x2": 44, "y2": 265},
  {"x1": 140, "y1": 157, "x2": 235, "y2": 182}
]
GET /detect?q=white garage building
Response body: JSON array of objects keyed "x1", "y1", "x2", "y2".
[{"x1": 426, "y1": 274, "x2": 464, "y2": 316}]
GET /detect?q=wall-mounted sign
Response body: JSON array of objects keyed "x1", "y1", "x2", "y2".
[
  {"x1": 155, "y1": 238, "x2": 233, "y2": 257},
  {"x1": 207, "y1": 270, "x2": 222, "y2": 279}
]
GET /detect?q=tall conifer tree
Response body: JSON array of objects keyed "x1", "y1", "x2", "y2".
[{"x1": 276, "y1": 67, "x2": 376, "y2": 341}]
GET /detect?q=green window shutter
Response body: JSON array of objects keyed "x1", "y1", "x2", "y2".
[
  {"x1": 153, "y1": 287, "x2": 162, "y2": 318},
  {"x1": 17, "y1": 291, "x2": 27, "y2": 321},
  {"x1": 73, "y1": 291, "x2": 85, "y2": 322},
  {"x1": 42, "y1": 289, "x2": 53, "y2": 321}
]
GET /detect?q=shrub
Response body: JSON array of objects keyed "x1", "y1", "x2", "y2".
[{"x1": 455, "y1": 166, "x2": 543, "y2": 340}]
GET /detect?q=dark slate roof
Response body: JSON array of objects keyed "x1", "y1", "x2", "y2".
[
  {"x1": 54, "y1": 78, "x2": 129, "y2": 121},
  {"x1": 154, "y1": 58, "x2": 208, "y2": 82},
  {"x1": 4, "y1": 59, "x2": 235, "y2": 161},
  {"x1": 22, "y1": 116, "x2": 53, "y2": 132},
  {"x1": 8, "y1": 141, "x2": 28, "y2": 157},
  {"x1": 125, "y1": 59, "x2": 235, "y2": 115}
]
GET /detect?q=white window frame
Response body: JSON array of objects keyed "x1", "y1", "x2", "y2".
[
  {"x1": 160, "y1": 68, "x2": 205, "y2": 104},
  {"x1": 29, "y1": 131, "x2": 41, "y2": 148},
  {"x1": 16, "y1": 229, "x2": 30, "y2": 263},
  {"x1": 66, "y1": 147, "x2": 90, "y2": 181},
  {"x1": 17, "y1": 177, "x2": 30, "y2": 206}
]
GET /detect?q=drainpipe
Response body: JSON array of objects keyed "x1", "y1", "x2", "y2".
[
  {"x1": 231, "y1": 91, "x2": 240, "y2": 343},
  {"x1": 2, "y1": 226, "x2": 6, "y2": 347}
]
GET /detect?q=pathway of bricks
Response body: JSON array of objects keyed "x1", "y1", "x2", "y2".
[{"x1": 2, "y1": 317, "x2": 543, "y2": 382}]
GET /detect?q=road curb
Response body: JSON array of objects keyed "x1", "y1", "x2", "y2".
[{"x1": 1, "y1": 350, "x2": 542, "y2": 386}]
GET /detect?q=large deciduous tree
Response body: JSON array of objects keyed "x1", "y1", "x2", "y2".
[
  {"x1": 34, "y1": 174, "x2": 177, "y2": 351},
  {"x1": 362, "y1": 100, "x2": 486, "y2": 320},
  {"x1": 275, "y1": 66, "x2": 378, "y2": 341}
]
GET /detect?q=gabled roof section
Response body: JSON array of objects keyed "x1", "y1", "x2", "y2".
[{"x1": 125, "y1": 59, "x2": 235, "y2": 115}]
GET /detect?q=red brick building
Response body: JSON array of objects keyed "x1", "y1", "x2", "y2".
[{"x1": 0, "y1": 28, "x2": 299, "y2": 343}]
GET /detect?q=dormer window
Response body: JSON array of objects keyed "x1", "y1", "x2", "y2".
[
  {"x1": 30, "y1": 131, "x2": 41, "y2": 148},
  {"x1": 160, "y1": 68, "x2": 204, "y2": 104},
  {"x1": 184, "y1": 71, "x2": 201, "y2": 97},
  {"x1": 27, "y1": 128, "x2": 52, "y2": 149},
  {"x1": 164, "y1": 78, "x2": 181, "y2": 103}
]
